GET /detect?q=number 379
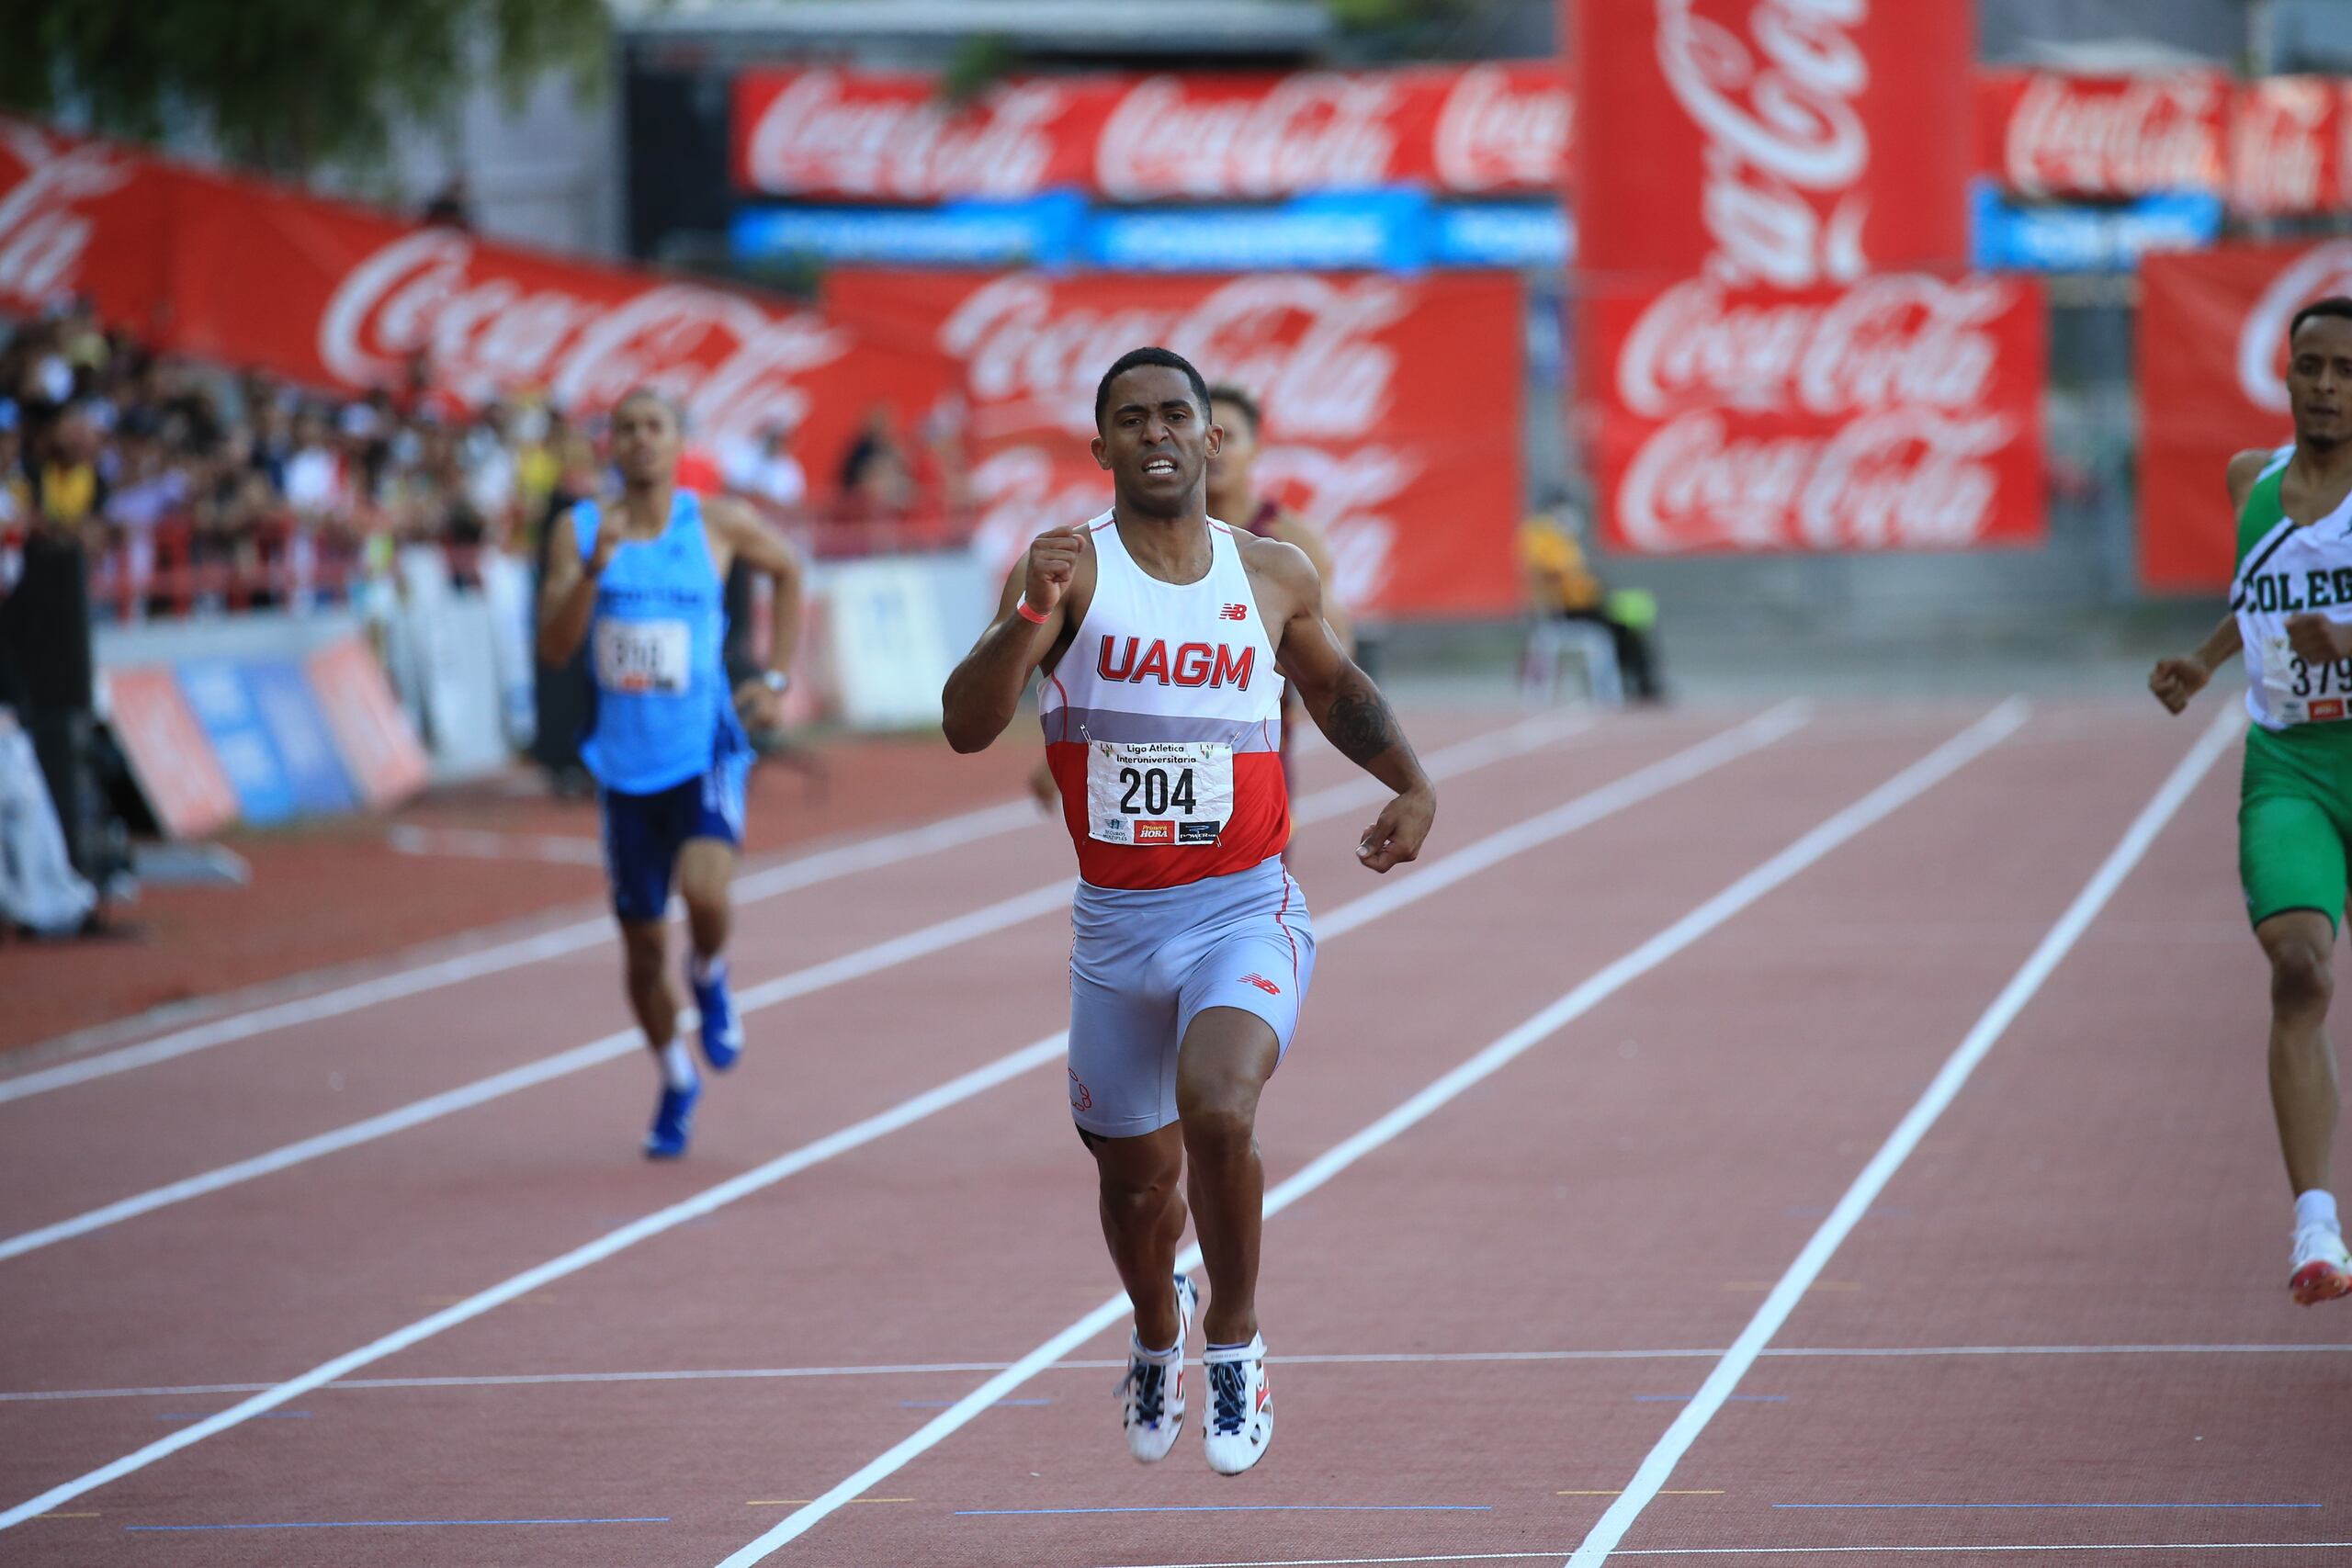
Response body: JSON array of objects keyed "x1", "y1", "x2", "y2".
[{"x1": 2293, "y1": 655, "x2": 2352, "y2": 697}]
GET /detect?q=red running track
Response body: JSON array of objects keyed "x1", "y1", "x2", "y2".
[{"x1": 3, "y1": 699, "x2": 2347, "y2": 1568}]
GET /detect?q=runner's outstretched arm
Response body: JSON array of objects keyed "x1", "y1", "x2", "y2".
[
  {"x1": 2150, "y1": 615, "x2": 2243, "y2": 714},
  {"x1": 944, "y1": 526, "x2": 1089, "y2": 753},
  {"x1": 1255, "y1": 538, "x2": 1433, "y2": 872}
]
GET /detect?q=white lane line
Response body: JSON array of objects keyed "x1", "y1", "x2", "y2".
[
  {"x1": 0, "y1": 706, "x2": 1780, "y2": 1531},
  {"x1": 386, "y1": 825, "x2": 608, "y2": 864},
  {"x1": 0, "y1": 711, "x2": 1606, "y2": 1264},
  {"x1": 1081, "y1": 1547, "x2": 2352, "y2": 1568},
  {"x1": 712, "y1": 701, "x2": 2028, "y2": 1568},
  {"x1": 0, "y1": 798, "x2": 1042, "y2": 1104},
  {"x1": 1562, "y1": 702, "x2": 2243, "y2": 1568},
  {"x1": 13, "y1": 1339, "x2": 2350, "y2": 1404}
]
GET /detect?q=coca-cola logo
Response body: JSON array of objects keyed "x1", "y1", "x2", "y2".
[
  {"x1": 1617, "y1": 405, "x2": 2011, "y2": 551},
  {"x1": 1656, "y1": 0, "x2": 1871, "y2": 287},
  {"x1": 1097, "y1": 74, "x2": 1404, "y2": 200},
  {"x1": 2239, "y1": 241, "x2": 2352, "y2": 412},
  {"x1": 1616, "y1": 275, "x2": 2010, "y2": 420},
  {"x1": 2005, "y1": 73, "x2": 2225, "y2": 199},
  {"x1": 938, "y1": 273, "x2": 1406, "y2": 440},
  {"x1": 2230, "y1": 79, "x2": 2334, "y2": 217},
  {"x1": 1433, "y1": 66, "x2": 1572, "y2": 192},
  {"x1": 742, "y1": 71, "x2": 1066, "y2": 199},
  {"x1": 318, "y1": 229, "x2": 848, "y2": 445},
  {"x1": 0, "y1": 124, "x2": 134, "y2": 308}
]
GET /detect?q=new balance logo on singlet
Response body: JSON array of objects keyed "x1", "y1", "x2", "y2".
[
  {"x1": 1219, "y1": 603, "x2": 1249, "y2": 621},
  {"x1": 1096, "y1": 637, "x2": 1257, "y2": 689}
]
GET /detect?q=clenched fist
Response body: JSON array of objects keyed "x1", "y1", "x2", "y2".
[
  {"x1": 2287, "y1": 614, "x2": 2352, "y2": 667},
  {"x1": 2148, "y1": 655, "x2": 2209, "y2": 715},
  {"x1": 1023, "y1": 525, "x2": 1087, "y2": 618}
]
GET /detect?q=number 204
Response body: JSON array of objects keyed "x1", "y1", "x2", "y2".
[{"x1": 1118, "y1": 767, "x2": 1197, "y2": 816}]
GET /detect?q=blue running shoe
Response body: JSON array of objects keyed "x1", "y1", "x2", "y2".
[
  {"x1": 644, "y1": 1078, "x2": 700, "y2": 1159},
  {"x1": 691, "y1": 958, "x2": 742, "y2": 1072}
]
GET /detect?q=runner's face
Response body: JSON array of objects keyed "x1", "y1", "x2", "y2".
[
  {"x1": 1208, "y1": 399, "x2": 1256, "y2": 501},
  {"x1": 2289, "y1": 316, "x2": 2352, "y2": 448},
  {"x1": 612, "y1": 396, "x2": 682, "y2": 487},
  {"x1": 1096, "y1": 366, "x2": 1218, "y2": 515}
]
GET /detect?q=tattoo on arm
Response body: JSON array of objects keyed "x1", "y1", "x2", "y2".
[{"x1": 1325, "y1": 681, "x2": 1401, "y2": 765}]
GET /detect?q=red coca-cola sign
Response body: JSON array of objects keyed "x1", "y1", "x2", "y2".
[
  {"x1": 2228, "y1": 76, "x2": 2347, "y2": 217},
  {"x1": 1587, "y1": 273, "x2": 2047, "y2": 553},
  {"x1": 2140, "y1": 240, "x2": 2352, "y2": 591},
  {"x1": 829, "y1": 270, "x2": 1525, "y2": 616},
  {"x1": 1574, "y1": 0, "x2": 1973, "y2": 286},
  {"x1": 0, "y1": 120, "x2": 172, "y2": 324},
  {"x1": 1974, "y1": 69, "x2": 2230, "y2": 200},
  {"x1": 732, "y1": 62, "x2": 1572, "y2": 202}
]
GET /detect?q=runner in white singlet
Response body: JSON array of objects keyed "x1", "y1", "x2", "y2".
[{"x1": 943, "y1": 347, "x2": 1435, "y2": 1476}]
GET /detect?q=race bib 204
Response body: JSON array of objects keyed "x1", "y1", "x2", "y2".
[
  {"x1": 1086, "y1": 740, "x2": 1233, "y2": 847},
  {"x1": 594, "y1": 619, "x2": 692, "y2": 695}
]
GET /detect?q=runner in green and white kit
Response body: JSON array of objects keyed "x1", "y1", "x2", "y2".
[{"x1": 2152, "y1": 296, "x2": 2352, "y2": 1305}]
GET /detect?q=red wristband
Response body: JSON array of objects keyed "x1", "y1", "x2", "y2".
[{"x1": 1015, "y1": 597, "x2": 1049, "y2": 625}]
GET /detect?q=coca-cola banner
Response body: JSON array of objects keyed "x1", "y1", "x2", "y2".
[
  {"x1": 1585, "y1": 273, "x2": 2048, "y2": 553},
  {"x1": 0, "y1": 121, "x2": 174, "y2": 326},
  {"x1": 1974, "y1": 70, "x2": 2232, "y2": 203},
  {"x1": 2228, "y1": 77, "x2": 2352, "y2": 217},
  {"x1": 0, "y1": 118, "x2": 944, "y2": 467},
  {"x1": 2138, "y1": 240, "x2": 2352, "y2": 592},
  {"x1": 733, "y1": 62, "x2": 1572, "y2": 203},
  {"x1": 1574, "y1": 0, "x2": 1974, "y2": 287},
  {"x1": 829, "y1": 270, "x2": 1525, "y2": 616}
]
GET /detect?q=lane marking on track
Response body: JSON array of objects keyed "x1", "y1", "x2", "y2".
[
  {"x1": 0, "y1": 710, "x2": 1609, "y2": 1263},
  {"x1": 955, "y1": 1506, "x2": 1495, "y2": 1517},
  {"x1": 123, "y1": 1517, "x2": 670, "y2": 1531},
  {"x1": 1082, "y1": 1547, "x2": 2352, "y2": 1567},
  {"x1": 17, "y1": 1339, "x2": 2351, "y2": 1404},
  {"x1": 0, "y1": 705, "x2": 1794, "y2": 1534},
  {"x1": 710, "y1": 701, "x2": 2028, "y2": 1568},
  {"x1": 1562, "y1": 702, "x2": 2244, "y2": 1568},
  {"x1": 1560, "y1": 1493, "x2": 1722, "y2": 1498},
  {"x1": 1774, "y1": 1503, "x2": 2318, "y2": 1510},
  {"x1": 386, "y1": 826, "x2": 607, "y2": 863},
  {"x1": 744, "y1": 1499, "x2": 912, "y2": 1507},
  {"x1": 0, "y1": 797, "x2": 1043, "y2": 1103}
]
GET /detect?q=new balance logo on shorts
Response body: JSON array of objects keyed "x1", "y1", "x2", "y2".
[
  {"x1": 1219, "y1": 603, "x2": 1249, "y2": 621},
  {"x1": 1239, "y1": 973, "x2": 1282, "y2": 996}
]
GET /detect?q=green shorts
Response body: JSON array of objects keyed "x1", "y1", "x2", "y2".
[{"x1": 2240, "y1": 720, "x2": 2352, "y2": 932}]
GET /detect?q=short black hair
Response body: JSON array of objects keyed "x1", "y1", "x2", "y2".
[
  {"x1": 614, "y1": 385, "x2": 684, "y2": 427},
  {"x1": 1094, "y1": 347, "x2": 1212, "y2": 433},
  {"x1": 1206, "y1": 382, "x2": 1261, "y2": 434},
  {"x1": 2290, "y1": 297, "x2": 2352, "y2": 344}
]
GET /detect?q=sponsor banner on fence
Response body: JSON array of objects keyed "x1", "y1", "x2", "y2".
[
  {"x1": 732, "y1": 62, "x2": 1572, "y2": 203},
  {"x1": 1971, "y1": 184, "x2": 2222, "y2": 274},
  {"x1": 1584, "y1": 271, "x2": 2048, "y2": 554},
  {"x1": 2138, "y1": 240, "x2": 2352, "y2": 592},
  {"x1": 829, "y1": 269, "x2": 1525, "y2": 616},
  {"x1": 1974, "y1": 69, "x2": 2232, "y2": 203},
  {"x1": 1574, "y1": 0, "x2": 1974, "y2": 287},
  {"x1": 304, "y1": 637, "x2": 432, "y2": 807},
  {"x1": 2228, "y1": 76, "x2": 2352, "y2": 218},
  {"x1": 102, "y1": 666, "x2": 242, "y2": 839}
]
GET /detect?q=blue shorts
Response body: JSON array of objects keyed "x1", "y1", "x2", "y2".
[
  {"x1": 1067, "y1": 855, "x2": 1317, "y2": 1140},
  {"x1": 599, "y1": 755, "x2": 747, "y2": 924}
]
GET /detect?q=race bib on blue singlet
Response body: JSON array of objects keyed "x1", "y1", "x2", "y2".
[{"x1": 594, "y1": 619, "x2": 691, "y2": 695}]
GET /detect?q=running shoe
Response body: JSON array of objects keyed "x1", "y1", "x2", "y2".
[
  {"x1": 1202, "y1": 1332, "x2": 1273, "y2": 1475},
  {"x1": 2290, "y1": 1225, "x2": 2352, "y2": 1305},
  {"x1": 1116, "y1": 1273, "x2": 1197, "y2": 1463},
  {"x1": 691, "y1": 959, "x2": 742, "y2": 1071},
  {"x1": 644, "y1": 1078, "x2": 700, "y2": 1160}
]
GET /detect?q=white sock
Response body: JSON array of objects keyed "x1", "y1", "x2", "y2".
[
  {"x1": 2296, "y1": 1190, "x2": 2339, "y2": 1235},
  {"x1": 692, "y1": 953, "x2": 726, "y2": 988},
  {"x1": 660, "y1": 1040, "x2": 698, "y2": 1091},
  {"x1": 1132, "y1": 1331, "x2": 1180, "y2": 1361}
]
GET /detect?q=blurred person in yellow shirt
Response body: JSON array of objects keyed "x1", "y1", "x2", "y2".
[{"x1": 1519, "y1": 498, "x2": 1662, "y2": 703}]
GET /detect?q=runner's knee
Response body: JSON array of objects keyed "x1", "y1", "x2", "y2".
[
  {"x1": 621, "y1": 925, "x2": 667, "y2": 990},
  {"x1": 2272, "y1": 941, "x2": 2335, "y2": 1018}
]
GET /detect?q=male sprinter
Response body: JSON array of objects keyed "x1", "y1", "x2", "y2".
[
  {"x1": 1026, "y1": 380, "x2": 1351, "y2": 818},
  {"x1": 943, "y1": 347, "x2": 1434, "y2": 1474},
  {"x1": 539, "y1": 389, "x2": 803, "y2": 1158},
  {"x1": 2151, "y1": 296, "x2": 2352, "y2": 1303}
]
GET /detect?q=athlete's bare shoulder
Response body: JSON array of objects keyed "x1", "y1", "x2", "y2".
[
  {"x1": 1236, "y1": 529, "x2": 1319, "y2": 624},
  {"x1": 2228, "y1": 447, "x2": 2280, "y2": 511}
]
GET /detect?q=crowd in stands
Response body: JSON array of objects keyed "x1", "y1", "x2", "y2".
[{"x1": 0, "y1": 299, "x2": 976, "y2": 623}]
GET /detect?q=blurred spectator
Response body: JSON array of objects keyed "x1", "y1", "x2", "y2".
[
  {"x1": 1519, "y1": 498, "x2": 1664, "y2": 705},
  {"x1": 723, "y1": 419, "x2": 808, "y2": 514},
  {"x1": 838, "y1": 404, "x2": 913, "y2": 518},
  {"x1": 421, "y1": 174, "x2": 475, "y2": 231}
]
